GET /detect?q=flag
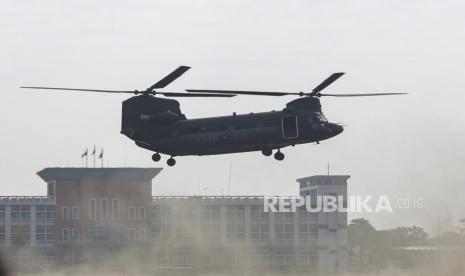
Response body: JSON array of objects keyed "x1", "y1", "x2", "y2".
[
  {"x1": 81, "y1": 149, "x2": 88, "y2": 158},
  {"x1": 99, "y1": 148, "x2": 103, "y2": 159},
  {"x1": 91, "y1": 145, "x2": 96, "y2": 156}
]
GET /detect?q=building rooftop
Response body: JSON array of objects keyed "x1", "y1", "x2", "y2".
[
  {"x1": 37, "y1": 167, "x2": 162, "y2": 182},
  {"x1": 296, "y1": 175, "x2": 350, "y2": 188}
]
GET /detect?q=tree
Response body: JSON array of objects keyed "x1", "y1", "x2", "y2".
[
  {"x1": 348, "y1": 218, "x2": 377, "y2": 270},
  {"x1": 348, "y1": 218, "x2": 376, "y2": 247},
  {"x1": 458, "y1": 218, "x2": 465, "y2": 235}
]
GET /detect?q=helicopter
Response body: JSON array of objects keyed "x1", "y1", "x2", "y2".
[{"x1": 22, "y1": 66, "x2": 406, "y2": 166}]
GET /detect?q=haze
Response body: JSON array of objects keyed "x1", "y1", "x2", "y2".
[{"x1": 1, "y1": 0, "x2": 464, "y2": 234}]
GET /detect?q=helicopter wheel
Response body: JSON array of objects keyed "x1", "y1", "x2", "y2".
[
  {"x1": 167, "y1": 157, "x2": 176, "y2": 167},
  {"x1": 261, "y1": 148, "x2": 272, "y2": 156},
  {"x1": 152, "y1": 153, "x2": 161, "y2": 162},
  {"x1": 274, "y1": 150, "x2": 285, "y2": 161}
]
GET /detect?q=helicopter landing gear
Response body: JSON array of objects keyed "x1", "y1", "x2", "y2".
[
  {"x1": 261, "y1": 148, "x2": 272, "y2": 156},
  {"x1": 152, "y1": 153, "x2": 161, "y2": 162},
  {"x1": 167, "y1": 157, "x2": 176, "y2": 167},
  {"x1": 274, "y1": 150, "x2": 284, "y2": 161}
]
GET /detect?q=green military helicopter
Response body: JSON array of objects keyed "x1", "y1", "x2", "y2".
[{"x1": 22, "y1": 66, "x2": 405, "y2": 166}]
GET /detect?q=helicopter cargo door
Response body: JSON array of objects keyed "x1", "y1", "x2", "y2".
[{"x1": 282, "y1": 115, "x2": 298, "y2": 139}]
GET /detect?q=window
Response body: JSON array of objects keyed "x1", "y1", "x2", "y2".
[
  {"x1": 72, "y1": 207, "x2": 80, "y2": 220},
  {"x1": 0, "y1": 225, "x2": 6, "y2": 242},
  {"x1": 112, "y1": 199, "x2": 119, "y2": 219},
  {"x1": 250, "y1": 206, "x2": 270, "y2": 242},
  {"x1": 315, "y1": 113, "x2": 328, "y2": 123},
  {"x1": 100, "y1": 199, "x2": 108, "y2": 219},
  {"x1": 275, "y1": 213, "x2": 295, "y2": 241},
  {"x1": 0, "y1": 209, "x2": 5, "y2": 241},
  {"x1": 138, "y1": 207, "x2": 146, "y2": 219},
  {"x1": 11, "y1": 225, "x2": 30, "y2": 245},
  {"x1": 62, "y1": 228, "x2": 69, "y2": 241},
  {"x1": 62, "y1": 207, "x2": 70, "y2": 220},
  {"x1": 11, "y1": 206, "x2": 31, "y2": 221},
  {"x1": 87, "y1": 227, "x2": 121, "y2": 241},
  {"x1": 128, "y1": 207, "x2": 136, "y2": 219},
  {"x1": 152, "y1": 206, "x2": 172, "y2": 239},
  {"x1": 200, "y1": 205, "x2": 221, "y2": 240},
  {"x1": 71, "y1": 228, "x2": 80, "y2": 241},
  {"x1": 36, "y1": 225, "x2": 56, "y2": 242},
  {"x1": 138, "y1": 228, "x2": 145, "y2": 241},
  {"x1": 89, "y1": 199, "x2": 96, "y2": 219},
  {"x1": 36, "y1": 206, "x2": 56, "y2": 221},
  {"x1": 226, "y1": 205, "x2": 246, "y2": 240},
  {"x1": 282, "y1": 115, "x2": 298, "y2": 138},
  {"x1": 128, "y1": 228, "x2": 137, "y2": 240}
]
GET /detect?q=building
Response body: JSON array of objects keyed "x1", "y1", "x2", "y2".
[
  {"x1": 0, "y1": 168, "x2": 349, "y2": 274},
  {"x1": 37, "y1": 167, "x2": 161, "y2": 264}
]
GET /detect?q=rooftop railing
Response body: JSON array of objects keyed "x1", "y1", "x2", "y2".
[
  {"x1": 152, "y1": 195, "x2": 300, "y2": 202},
  {"x1": 0, "y1": 196, "x2": 55, "y2": 204}
]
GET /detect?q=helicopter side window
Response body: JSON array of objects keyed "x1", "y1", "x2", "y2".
[{"x1": 282, "y1": 115, "x2": 298, "y2": 139}]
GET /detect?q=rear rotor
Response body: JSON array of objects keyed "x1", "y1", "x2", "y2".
[{"x1": 186, "y1": 72, "x2": 407, "y2": 98}]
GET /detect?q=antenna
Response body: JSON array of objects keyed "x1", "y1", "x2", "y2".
[
  {"x1": 438, "y1": 216, "x2": 441, "y2": 237},
  {"x1": 327, "y1": 162, "x2": 330, "y2": 176},
  {"x1": 228, "y1": 163, "x2": 232, "y2": 196},
  {"x1": 124, "y1": 144, "x2": 127, "y2": 167}
]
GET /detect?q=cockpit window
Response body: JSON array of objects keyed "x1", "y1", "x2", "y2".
[{"x1": 313, "y1": 113, "x2": 328, "y2": 123}]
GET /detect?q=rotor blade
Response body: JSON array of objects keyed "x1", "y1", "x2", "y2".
[
  {"x1": 21, "y1": 86, "x2": 134, "y2": 93},
  {"x1": 310, "y1": 72, "x2": 345, "y2": 95},
  {"x1": 186, "y1": 89, "x2": 297, "y2": 96},
  {"x1": 150, "y1": 66, "x2": 191, "y2": 90},
  {"x1": 319, "y1": 92, "x2": 407, "y2": 97},
  {"x1": 160, "y1": 92, "x2": 236, "y2": 97}
]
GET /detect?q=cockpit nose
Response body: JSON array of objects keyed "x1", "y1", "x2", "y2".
[{"x1": 329, "y1": 123, "x2": 344, "y2": 136}]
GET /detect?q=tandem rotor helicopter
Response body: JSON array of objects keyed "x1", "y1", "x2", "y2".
[{"x1": 22, "y1": 66, "x2": 406, "y2": 166}]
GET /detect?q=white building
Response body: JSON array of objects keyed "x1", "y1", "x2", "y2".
[
  {"x1": 0, "y1": 196, "x2": 56, "y2": 266},
  {"x1": 297, "y1": 175, "x2": 349, "y2": 274},
  {"x1": 150, "y1": 175, "x2": 349, "y2": 273}
]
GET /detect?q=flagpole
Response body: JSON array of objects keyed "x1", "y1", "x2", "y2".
[
  {"x1": 100, "y1": 148, "x2": 104, "y2": 168},
  {"x1": 82, "y1": 148, "x2": 88, "y2": 168}
]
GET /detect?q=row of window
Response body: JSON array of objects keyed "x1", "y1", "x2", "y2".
[
  {"x1": 153, "y1": 222, "x2": 318, "y2": 242},
  {"x1": 61, "y1": 227, "x2": 146, "y2": 241},
  {"x1": 128, "y1": 228, "x2": 146, "y2": 241},
  {"x1": 59, "y1": 200, "x2": 146, "y2": 220},
  {"x1": 174, "y1": 254, "x2": 318, "y2": 266},
  {"x1": 0, "y1": 206, "x2": 56, "y2": 221},
  {"x1": 0, "y1": 224, "x2": 56, "y2": 242},
  {"x1": 88, "y1": 199, "x2": 145, "y2": 220},
  {"x1": 62, "y1": 228, "x2": 80, "y2": 241},
  {"x1": 62, "y1": 207, "x2": 80, "y2": 220},
  {"x1": 89, "y1": 199, "x2": 119, "y2": 219},
  {"x1": 128, "y1": 206, "x2": 145, "y2": 219}
]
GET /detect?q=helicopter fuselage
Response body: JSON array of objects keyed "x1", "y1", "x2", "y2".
[{"x1": 121, "y1": 95, "x2": 343, "y2": 157}]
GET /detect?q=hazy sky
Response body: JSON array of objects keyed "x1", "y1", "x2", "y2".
[{"x1": 1, "y1": 0, "x2": 464, "y2": 234}]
